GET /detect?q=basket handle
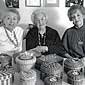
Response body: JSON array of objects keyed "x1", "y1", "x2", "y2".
[{"x1": 61, "y1": 58, "x2": 67, "y2": 83}]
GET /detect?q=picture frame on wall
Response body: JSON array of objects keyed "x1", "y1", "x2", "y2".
[
  {"x1": 44, "y1": 0, "x2": 59, "y2": 7},
  {"x1": 65, "y1": 0, "x2": 84, "y2": 7},
  {"x1": 25, "y1": 0, "x2": 41, "y2": 7},
  {"x1": 5, "y1": 0, "x2": 19, "y2": 8}
]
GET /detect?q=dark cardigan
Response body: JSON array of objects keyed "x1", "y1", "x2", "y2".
[{"x1": 25, "y1": 26, "x2": 65, "y2": 56}]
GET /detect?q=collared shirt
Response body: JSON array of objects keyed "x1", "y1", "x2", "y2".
[{"x1": 0, "y1": 26, "x2": 23, "y2": 55}]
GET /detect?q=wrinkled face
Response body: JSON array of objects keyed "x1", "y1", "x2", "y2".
[
  {"x1": 3, "y1": 12, "x2": 18, "y2": 32},
  {"x1": 34, "y1": 13, "x2": 47, "y2": 28},
  {"x1": 71, "y1": 10, "x2": 83, "y2": 28}
]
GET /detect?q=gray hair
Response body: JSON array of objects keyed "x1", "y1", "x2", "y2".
[
  {"x1": 68, "y1": 5, "x2": 85, "y2": 21},
  {"x1": 3, "y1": 9, "x2": 20, "y2": 22},
  {"x1": 31, "y1": 9, "x2": 48, "y2": 24}
]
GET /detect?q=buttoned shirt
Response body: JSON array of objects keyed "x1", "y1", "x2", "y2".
[{"x1": 0, "y1": 26, "x2": 24, "y2": 56}]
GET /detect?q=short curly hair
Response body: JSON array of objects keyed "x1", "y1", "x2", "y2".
[
  {"x1": 3, "y1": 8, "x2": 20, "y2": 22},
  {"x1": 31, "y1": 9, "x2": 48, "y2": 24},
  {"x1": 68, "y1": 5, "x2": 85, "y2": 21}
]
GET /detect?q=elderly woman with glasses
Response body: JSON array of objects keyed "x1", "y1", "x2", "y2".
[{"x1": 24, "y1": 9, "x2": 65, "y2": 56}]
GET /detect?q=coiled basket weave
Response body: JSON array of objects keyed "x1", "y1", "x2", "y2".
[{"x1": 16, "y1": 51, "x2": 36, "y2": 72}]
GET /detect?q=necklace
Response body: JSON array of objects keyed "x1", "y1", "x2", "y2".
[
  {"x1": 38, "y1": 32, "x2": 46, "y2": 46},
  {"x1": 5, "y1": 28, "x2": 18, "y2": 47}
]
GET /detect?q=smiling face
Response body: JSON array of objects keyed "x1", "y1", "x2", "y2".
[
  {"x1": 3, "y1": 12, "x2": 18, "y2": 32},
  {"x1": 71, "y1": 9, "x2": 84, "y2": 28}
]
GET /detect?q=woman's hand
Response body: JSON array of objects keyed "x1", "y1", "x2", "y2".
[
  {"x1": 32, "y1": 46, "x2": 48, "y2": 53},
  {"x1": 64, "y1": 53, "x2": 73, "y2": 59}
]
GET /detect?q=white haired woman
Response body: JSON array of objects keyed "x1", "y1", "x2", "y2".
[{"x1": 24, "y1": 9, "x2": 65, "y2": 56}]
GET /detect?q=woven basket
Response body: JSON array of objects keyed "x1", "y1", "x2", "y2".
[
  {"x1": 36, "y1": 54, "x2": 63, "y2": 70},
  {"x1": 44, "y1": 76, "x2": 62, "y2": 85},
  {"x1": 0, "y1": 54, "x2": 12, "y2": 68},
  {"x1": 0, "y1": 71, "x2": 12, "y2": 85},
  {"x1": 19, "y1": 69, "x2": 36, "y2": 85},
  {"x1": 64, "y1": 58, "x2": 84, "y2": 73},
  {"x1": 40, "y1": 62, "x2": 63, "y2": 80},
  {"x1": 16, "y1": 51, "x2": 36, "y2": 72},
  {"x1": 67, "y1": 70, "x2": 84, "y2": 85}
]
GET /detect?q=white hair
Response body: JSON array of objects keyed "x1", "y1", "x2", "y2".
[{"x1": 31, "y1": 8, "x2": 48, "y2": 24}]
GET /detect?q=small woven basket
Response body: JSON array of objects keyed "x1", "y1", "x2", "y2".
[
  {"x1": 67, "y1": 70, "x2": 84, "y2": 85},
  {"x1": 40, "y1": 62, "x2": 63, "y2": 80},
  {"x1": 44, "y1": 76, "x2": 62, "y2": 85},
  {"x1": 0, "y1": 71, "x2": 12, "y2": 85},
  {"x1": 19, "y1": 69, "x2": 36, "y2": 85},
  {"x1": 64, "y1": 58, "x2": 84, "y2": 73},
  {"x1": 0, "y1": 54, "x2": 12, "y2": 68},
  {"x1": 16, "y1": 51, "x2": 36, "y2": 72}
]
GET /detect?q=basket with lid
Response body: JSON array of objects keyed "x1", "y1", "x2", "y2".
[
  {"x1": 16, "y1": 51, "x2": 36, "y2": 72},
  {"x1": 40, "y1": 62, "x2": 63, "y2": 80},
  {"x1": 67, "y1": 70, "x2": 84, "y2": 85},
  {"x1": 64, "y1": 58, "x2": 84, "y2": 73}
]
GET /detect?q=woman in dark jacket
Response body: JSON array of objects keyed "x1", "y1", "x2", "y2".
[
  {"x1": 62, "y1": 5, "x2": 85, "y2": 65},
  {"x1": 25, "y1": 9, "x2": 65, "y2": 56}
]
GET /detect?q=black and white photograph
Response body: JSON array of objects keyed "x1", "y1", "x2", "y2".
[
  {"x1": 65, "y1": 0, "x2": 84, "y2": 7},
  {"x1": 0, "y1": 0, "x2": 85, "y2": 85},
  {"x1": 5, "y1": 0, "x2": 19, "y2": 8}
]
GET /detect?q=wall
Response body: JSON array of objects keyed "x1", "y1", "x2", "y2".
[
  {"x1": 18, "y1": 0, "x2": 74, "y2": 37},
  {"x1": 1, "y1": 0, "x2": 85, "y2": 37}
]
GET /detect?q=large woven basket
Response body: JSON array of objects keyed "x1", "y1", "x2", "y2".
[
  {"x1": 67, "y1": 70, "x2": 84, "y2": 85},
  {"x1": 36, "y1": 54, "x2": 63, "y2": 70},
  {"x1": 16, "y1": 51, "x2": 36, "y2": 72},
  {"x1": 64, "y1": 58, "x2": 84, "y2": 73},
  {"x1": 19, "y1": 69, "x2": 36, "y2": 85},
  {"x1": 44, "y1": 76, "x2": 62, "y2": 85},
  {"x1": 40, "y1": 62, "x2": 63, "y2": 80}
]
